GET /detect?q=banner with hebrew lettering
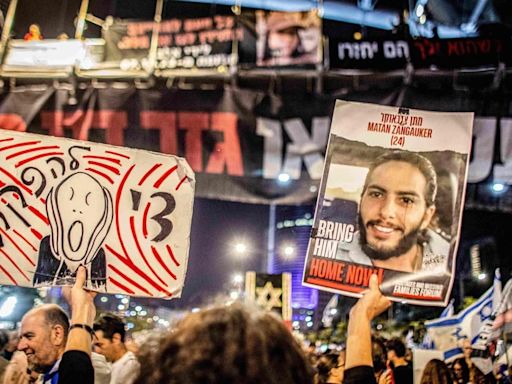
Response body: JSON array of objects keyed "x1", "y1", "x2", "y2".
[
  {"x1": 103, "y1": 14, "x2": 243, "y2": 71},
  {"x1": 0, "y1": 85, "x2": 511, "y2": 209},
  {"x1": 303, "y1": 101, "x2": 474, "y2": 306},
  {"x1": 0, "y1": 129, "x2": 195, "y2": 298}
]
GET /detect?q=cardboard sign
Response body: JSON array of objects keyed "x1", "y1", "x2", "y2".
[
  {"x1": 303, "y1": 101, "x2": 473, "y2": 306},
  {"x1": 0, "y1": 130, "x2": 195, "y2": 298}
]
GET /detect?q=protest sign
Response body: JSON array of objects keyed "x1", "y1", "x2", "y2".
[
  {"x1": 303, "y1": 101, "x2": 473, "y2": 306},
  {"x1": 0, "y1": 129, "x2": 195, "y2": 298}
]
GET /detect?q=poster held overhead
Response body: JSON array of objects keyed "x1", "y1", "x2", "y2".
[
  {"x1": 303, "y1": 100, "x2": 473, "y2": 306},
  {"x1": 0, "y1": 129, "x2": 195, "y2": 298}
]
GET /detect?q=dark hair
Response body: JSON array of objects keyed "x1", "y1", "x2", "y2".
[
  {"x1": 451, "y1": 358, "x2": 469, "y2": 384},
  {"x1": 363, "y1": 151, "x2": 437, "y2": 206},
  {"x1": 43, "y1": 304, "x2": 70, "y2": 341},
  {"x1": 420, "y1": 359, "x2": 454, "y2": 384},
  {"x1": 94, "y1": 313, "x2": 126, "y2": 342},
  {"x1": 0, "y1": 330, "x2": 8, "y2": 350},
  {"x1": 372, "y1": 337, "x2": 387, "y2": 374},
  {"x1": 386, "y1": 338, "x2": 406, "y2": 358},
  {"x1": 315, "y1": 352, "x2": 339, "y2": 384},
  {"x1": 134, "y1": 303, "x2": 314, "y2": 384}
]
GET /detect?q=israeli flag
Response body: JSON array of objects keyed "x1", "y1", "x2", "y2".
[{"x1": 424, "y1": 270, "x2": 501, "y2": 361}]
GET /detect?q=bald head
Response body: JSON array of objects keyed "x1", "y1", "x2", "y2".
[{"x1": 18, "y1": 304, "x2": 69, "y2": 373}]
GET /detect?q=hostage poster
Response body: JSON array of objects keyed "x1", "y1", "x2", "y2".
[
  {"x1": 302, "y1": 101, "x2": 473, "y2": 306},
  {"x1": 0, "y1": 129, "x2": 195, "y2": 298}
]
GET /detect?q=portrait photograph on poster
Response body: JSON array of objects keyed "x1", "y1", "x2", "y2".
[
  {"x1": 303, "y1": 101, "x2": 474, "y2": 306},
  {"x1": 255, "y1": 9, "x2": 321, "y2": 67},
  {"x1": 0, "y1": 130, "x2": 195, "y2": 298}
]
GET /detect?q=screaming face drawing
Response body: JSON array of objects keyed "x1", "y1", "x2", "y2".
[{"x1": 33, "y1": 172, "x2": 113, "y2": 289}]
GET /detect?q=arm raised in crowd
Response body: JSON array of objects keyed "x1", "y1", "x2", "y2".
[
  {"x1": 345, "y1": 274, "x2": 391, "y2": 382},
  {"x1": 58, "y1": 266, "x2": 96, "y2": 384}
]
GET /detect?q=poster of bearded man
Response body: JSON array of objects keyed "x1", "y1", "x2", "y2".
[
  {"x1": 0, "y1": 130, "x2": 194, "y2": 298},
  {"x1": 302, "y1": 101, "x2": 473, "y2": 306}
]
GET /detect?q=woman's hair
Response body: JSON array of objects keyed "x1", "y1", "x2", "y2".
[
  {"x1": 134, "y1": 303, "x2": 314, "y2": 384},
  {"x1": 420, "y1": 359, "x2": 455, "y2": 384},
  {"x1": 451, "y1": 357, "x2": 469, "y2": 383}
]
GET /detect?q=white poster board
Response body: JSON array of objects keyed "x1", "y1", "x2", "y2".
[
  {"x1": 303, "y1": 101, "x2": 473, "y2": 306},
  {"x1": 0, "y1": 129, "x2": 195, "y2": 298}
]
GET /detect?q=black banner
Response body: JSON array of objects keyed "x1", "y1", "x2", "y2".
[
  {"x1": 0, "y1": 84, "x2": 511, "y2": 210},
  {"x1": 329, "y1": 38, "x2": 408, "y2": 70}
]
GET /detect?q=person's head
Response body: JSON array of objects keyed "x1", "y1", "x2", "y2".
[
  {"x1": 386, "y1": 338, "x2": 406, "y2": 363},
  {"x1": 315, "y1": 352, "x2": 338, "y2": 384},
  {"x1": 316, "y1": 351, "x2": 345, "y2": 384},
  {"x1": 29, "y1": 24, "x2": 40, "y2": 35},
  {"x1": 358, "y1": 151, "x2": 437, "y2": 261},
  {"x1": 371, "y1": 337, "x2": 387, "y2": 375},
  {"x1": 420, "y1": 359, "x2": 454, "y2": 384},
  {"x1": 93, "y1": 314, "x2": 127, "y2": 362},
  {"x1": 134, "y1": 303, "x2": 314, "y2": 384},
  {"x1": 451, "y1": 358, "x2": 469, "y2": 383},
  {"x1": 0, "y1": 329, "x2": 8, "y2": 352},
  {"x1": 18, "y1": 304, "x2": 69, "y2": 373},
  {"x1": 328, "y1": 350, "x2": 345, "y2": 384}
]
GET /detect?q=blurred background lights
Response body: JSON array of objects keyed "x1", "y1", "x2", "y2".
[{"x1": 0, "y1": 296, "x2": 17, "y2": 318}]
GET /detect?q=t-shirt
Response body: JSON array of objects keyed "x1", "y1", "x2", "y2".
[
  {"x1": 393, "y1": 363, "x2": 413, "y2": 384},
  {"x1": 110, "y1": 351, "x2": 140, "y2": 384}
]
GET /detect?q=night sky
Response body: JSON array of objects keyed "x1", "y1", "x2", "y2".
[{"x1": 175, "y1": 197, "x2": 269, "y2": 307}]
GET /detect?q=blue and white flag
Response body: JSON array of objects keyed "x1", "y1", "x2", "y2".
[
  {"x1": 420, "y1": 298, "x2": 455, "y2": 349},
  {"x1": 424, "y1": 270, "x2": 501, "y2": 361}
]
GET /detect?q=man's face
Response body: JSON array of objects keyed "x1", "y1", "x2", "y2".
[
  {"x1": 18, "y1": 312, "x2": 62, "y2": 373},
  {"x1": 359, "y1": 161, "x2": 435, "y2": 260},
  {"x1": 93, "y1": 330, "x2": 117, "y2": 362}
]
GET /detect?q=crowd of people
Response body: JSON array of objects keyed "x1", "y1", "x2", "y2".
[{"x1": 0, "y1": 270, "x2": 509, "y2": 384}]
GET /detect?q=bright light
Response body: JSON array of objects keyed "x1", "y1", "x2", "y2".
[
  {"x1": 278, "y1": 173, "x2": 291, "y2": 183},
  {"x1": 140, "y1": 310, "x2": 147, "y2": 316},
  {"x1": 284, "y1": 246, "x2": 295, "y2": 257},
  {"x1": 492, "y1": 182, "x2": 506, "y2": 193},
  {"x1": 329, "y1": 308, "x2": 337, "y2": 315},
  {"x1": 0, "y1": 296, "x2": 17, "y2": 318},
  {"x1": 229, "y1": 291, "x2": 239, "y2": 300},
  {"x1": 100, "y1": 297, "x2": 108, "y2": 303},
  {"x1": 415, "y1": 4, "x2": 424, "y2": 18},
  {"x1": 117, "y1": 304, "x2": 125, "y2": 311},
  {"x1": 235, "y1": 243, "x2": 247, "y2": 254},
  {"x1": 419, "y1": 14, "x2": 427, "y2": 24},
  {"x1": 307, "y1": 321, "x2": 313, "y2": 327},
  {"x1": 376, "y1": 324, "x2": 383, "y2": 330},
  {"x1": 121, "y1": 298, "x2": 129, "y2": 304},
  {"x1": 135, "y1": 306, "x2": 143, "y2": 312},
  {"x1": 232, "y1": 273, "x2": 244, "y2": 284},
  {"x1": 191, "y1": 308, "x2": 200, "y2": 313},
  {"x1": 353, "y1": 31, "x2": 363, "y2": 40},
  {"x1": 478, "y1": 273, "x2": 487, "y2": 280}
]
